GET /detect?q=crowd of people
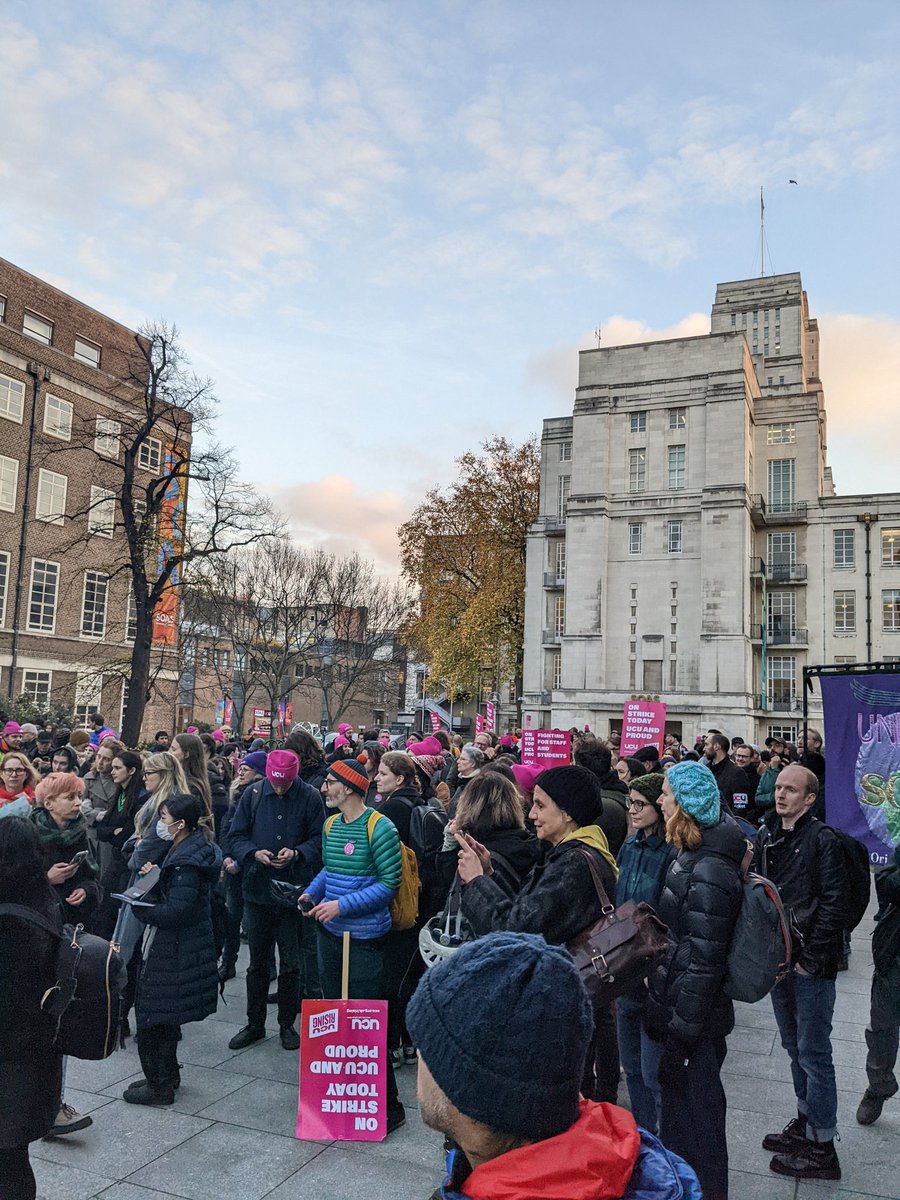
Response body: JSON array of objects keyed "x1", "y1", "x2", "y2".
[{"x1": 0, "y1": 712, "x2": 897, "y2": 1200}]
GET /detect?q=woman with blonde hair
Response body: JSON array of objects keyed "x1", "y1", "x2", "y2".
[
  {"x1": 645, "y1": 761, "x2": 745, "y2": 1200},
  {"x1": 0, "y1": 752, "x2": 39, "y2": 817}
]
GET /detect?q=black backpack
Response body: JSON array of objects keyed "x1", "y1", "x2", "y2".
[
  {"x1": 798, "y1": 825, "x2": 871, "y2": 932},
  {"x1": 0, "y1": 904, "x2": 126, "y2": 1060},
  {"x1": 394, "y1": 795, "x2": 449, "y2": 866}
]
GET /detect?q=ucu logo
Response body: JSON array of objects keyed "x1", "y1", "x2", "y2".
[{"x1": 350, "y1": 1017, "x2": 380, "y2": 1031}]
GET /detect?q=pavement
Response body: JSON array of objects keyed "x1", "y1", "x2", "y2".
[{"x1": 31, "y1": 899, "x2": 897, "y2": 1200}]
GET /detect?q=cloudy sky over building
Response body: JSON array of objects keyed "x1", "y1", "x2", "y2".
[{"x1": 3, "y1": 1, "x2": 899, "y2": 571}]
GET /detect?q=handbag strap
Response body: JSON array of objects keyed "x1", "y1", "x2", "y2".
[{"x1": 571, "y1": 846, "x2": 615, "y2": 916}]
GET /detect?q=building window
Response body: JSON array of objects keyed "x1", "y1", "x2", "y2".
[
  {"x1": 120, "y1": 680, "x2": 130, "y2": 732},
  {"x1": 74, "y1": 676, "x2": 102, "y2": 728},
  {"x1": 834, "y1": 655, "x2": 856, "y2": 664},
  {"x1": 559, "y1": 441, "x2": 572, "y2": 462},
  {"x1": 81, "y1": 571, "x2": 109, "y2": 638},
  {"x1": 767, "y1": 531, "x2": 796, "y2": 569},
  {"x1": 215, "y1": 649, "x2": 231, "y2": 672},
  {"x1": 768, "y1": 656, "x2": 797, "y2": 707},
  {"x1": 0, "y1": 551, "x2": 8, "y2": 627},
  {"x1": 126, "y1": 587, "x2": 138, "y2": 642},
  {"x1": 768, "y1": 591, "x2": 795, "y2": 638},
  {"x1": 556, "y1": 475, "x2": 570, "y2": 520},
  {"x1": 27, "y1": 559, "x2": 59, "y2": 633},
  {"x1": 630, "y1": 411, "x2": 647, "y2": 434},
  {"x1": 22, "y1": 670, "x2": 52, "y2": 709},
  {"x1": 0, "y1": 455, "x2": 18, "y2": 512},
  {"x1": 668, "y1": 407, "x2": 686, "y2": 430},
  {"x1": 552, "y1": 651, "x2": 562, "y2": 689},
  {"x1": 767, "y1": 458, "x2": 796, "y2": 512},
  {"x1": 88, "y1": 486, "x2": 116, "y2": 537},
  {"x1": 833, "y1": 591, "x2": 856, "y2": 633},
  {"x1": 44, "y1": 395, "x2": 73, "y2": 441},
  {"x1": 554, "y1": 594, "x2": 565, "y2": 635},
  {"x1": 667, "y1": 445, "x2": 686, "y2": 490},
  {"x1": 138, "y1": 436, "x2": 163, "y2": 473},
  {"x1": 628, "y1": 522, "x2": 643, "y2": 555},
  {"x1": 0, "y1": 295, "x2": 5, "y2": 321},
  {"x1": 767, "y1": 423, "x2": 795, "y2": 445},
  {"x1": 667, "y1": 521, "x2": 683, "y2": 554},
  {"x1": 882, "y1": 529, "x2": 900, "y2": 568},
  {"x1": 833, "y1": 528, "x2": 855, "y2": 569},
  {"x1": 730, "y1": 313, "x2": 736, "y2": 327},
  {"x1": 628, "y1": 448, "x2": 646, "y2": 493},
  {"x1": 35, "y1": 469, "x2": 67, "y2": 524},
  {"x1": 0, "y1": 373, "x2": 25, "y2": 423},
  {"x1": 22, "y1": 310, "x2": 53, "y2": 345},
  {"x1": 95, "y1": 417, "x2": 121, "y2": 458},
  {"x1": 553, "y1": 540, "x2": 566, "y2": 578},
  {"x1": 74, "y1": 337, "x2": 101, "y2": 368},
  {"x1": 643, "y1": 661, "x2": 663, "y2": 692},
  {"x1": 884, "y1": 590, "x2": 900, "y2": 632},
  {"x1": 767, "y1": 723, "x2": 798, "y2": 743}
]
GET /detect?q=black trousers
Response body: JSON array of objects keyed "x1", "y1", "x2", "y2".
[
  {"x1": 581, "y1": 999, "x2": 621, "y2": 1103},
  {"x1": 0, "y1": 1148, "x2": 35, "y2": 1200},
  {"x1": 221, "y1": 871, "x2": 244, "y2": 968},
  {"x1": 244, "y1": 901, "x2": 300, "y2": 1029},
  {"x1": 660, "y1": 1035, "x2": 729, "y2": 1200},
  {"x1": 137, "y1": 1023, "x2": 180, "y2": 1089}
]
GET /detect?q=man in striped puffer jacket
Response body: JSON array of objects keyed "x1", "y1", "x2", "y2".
[{"x1": 301, "y1": 757, "x2": 406, "y2": 1132}]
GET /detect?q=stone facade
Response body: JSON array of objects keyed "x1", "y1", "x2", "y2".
[
  {"x1": 523, "y1": 272, "x2": 900, "y2": 744},
  {"x1": 0, "y1": 257, "x2": 182, "y2": 738}
]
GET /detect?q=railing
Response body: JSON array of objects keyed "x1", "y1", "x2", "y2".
[
  {"x1": 753, "y1": 625, "x2": 808, "y2": 645},
  {"x1": 537, "y1": 690, "x2": 551, "y2": 706},
  {"x1": 750, "y1": 496, "x2": 808, "y2": 524},
  {"x1": 543, "y1": 572, "x2": 566, "y2": 589},
  {"x1": 542, "y1": 630, "x2": 562, "y2": 646},
  {"x1": 749, "y1": 557, "x2": 766, "y2": 576},
  {"x1": 766, "y1": 562, "x2": 808, "y2": 583},
  {"x1": 768, "y1": 696, "x2": 802, "y2": 713}
]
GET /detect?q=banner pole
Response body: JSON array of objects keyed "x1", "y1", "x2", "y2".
[{"x1": 341, "y1": 931, "x2": 350, "y2": 1001}]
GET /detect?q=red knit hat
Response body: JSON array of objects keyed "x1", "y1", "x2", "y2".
[{"x1": 327, "y1": 758, "x2": 369, "y2": 797}]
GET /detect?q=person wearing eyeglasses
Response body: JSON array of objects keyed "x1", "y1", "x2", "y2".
[
  {"x1": 614, "y1": 773, "x2": 675, "y2": 1135},
  {"x1": 0, "y1": 753, "x2": 39, "y2": 819}
]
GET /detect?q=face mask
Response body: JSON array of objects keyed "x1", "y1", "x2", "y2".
[{"x1": 156, "y1": 818, "x2": 178, "y2": 841}]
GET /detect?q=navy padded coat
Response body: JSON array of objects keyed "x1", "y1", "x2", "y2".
[{"x1": 134, "y1": 830, "x2": 222, "y2": 1028}]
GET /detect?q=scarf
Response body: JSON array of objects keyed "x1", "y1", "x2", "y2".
[{"x1": 31, "y1": 804, "x2": 89, "y2": 852}]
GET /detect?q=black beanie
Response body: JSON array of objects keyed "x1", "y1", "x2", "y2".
[
  {"x1": 407, "y1": 932, "x2": 592, "y2": 1141},
  {"x1": 535, "y1": 765, "x2": 603, "y2": 827}
]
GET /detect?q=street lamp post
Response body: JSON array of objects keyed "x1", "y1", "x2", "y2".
[{"x1": 320, "y1": 632, "x2": 334, "y2": 736}]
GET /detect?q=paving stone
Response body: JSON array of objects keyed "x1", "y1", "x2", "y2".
[
  {"x1": 126, "y1": 1123, "x2": 323, "y2": 1200},
  {"x1": 96, "y1": 1187, "x2": 192, "y2": 1200},
  {"x1": 733, "y1": 1001, "x2": 779, "y2": 1030},
  {"x1": 728, "y1": 1169, "x2": 795, "y2": 1198},
  {"x1": 31, "y1": 1101, "x2": 210, "y2": 1178},
  {"x1": 263, "y1": 1144, "x2": 438, "y2": 1200},
  {"x1": 32, "y1": 1157, "x2": 115, "y2": 1199},
  {"x1": 196, "y1": 1077, "x2": 298, "y2": 1137},
  {"x1": 62, "y1": 1087, "x2": 119, "y2": 1116},
  {"x1": 100, "y1": 1064, "x2": 255, "y2": 1115},
  {"x1": 727, "y1": 1025, "x2": 778, "y2": 1056},
  {"x1": 64, "y1": 1048, "x2": 143, "y2": 1092},
  {"x1": 342, "y1": 1109, "x2": 445, "y2": 1172},
  {"x1": 176, "y1": 1018, "x2": 264, "y2": 1068},
  {"x1": 221, "y1": 1034, "x2": 302, "y2": 1084}
]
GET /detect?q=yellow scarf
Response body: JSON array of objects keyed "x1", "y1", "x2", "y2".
[{"x1": 561, "y1": 823, "x2": 619, "y2": 878}]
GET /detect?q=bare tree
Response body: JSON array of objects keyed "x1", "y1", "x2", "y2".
[{"x1": 45, "y1": 322, "x2": 281, "y2": 744}]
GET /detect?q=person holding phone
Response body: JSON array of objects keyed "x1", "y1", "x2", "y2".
[{"x1": 31, "y1": 772, "x2": 99, "y2": 926}]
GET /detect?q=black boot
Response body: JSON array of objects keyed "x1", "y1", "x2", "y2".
[
  {"x1": 126, "y1": 1027, "x2": 175, "y2": 1106},
  {"x1": 770, "y1": 1139, "x2": 841, "y2": 1180}
]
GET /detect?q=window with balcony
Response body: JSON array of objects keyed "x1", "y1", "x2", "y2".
[
  {"x1": 768, "y1": 656, "x2": 796, "y2": 708},
  {"x1": 552, "y1": 651, "x2": 562, "y2": 689},
  {"x1": 628, "y1": 522, "x2": 643, "y2": 554},
  {"x1": 628, "y1": 448, "x2": 646, "y2": 493},
  {"x1": 553, "y1": 540, "x2": 566, "y2": 578},
  {"x1": 834, "y1": 590, "x2": 856, "y2": 633},
  {"x1": 767, "y1": 458, "x2": 795, "y2": 512},
  {"x1": 882, "y1": 529, "x2": 900, "y2": 568},
  {"x1": 667, "y1": 445, "x2": 685, "y2": 490},
  {"x1": 768, "y1": 592, "x2": 795, "y2": 639},
  {"x1": 767, "y1": 531, "x2": 796, "y2": 577},
  {"x1": 554, "y1": 594, "x2": 565, "y2": 635},
  {"x1": 630, "y1": 411, "x2": 647, "y2": 434},
  {"x1": 556, "y1": 475, "x2": 570, "y2": 520},
  {"x1": 833, "y1": 528, "x2": 855, "y2": 569},
  {"x1": 0, "y1": 373, "x2": 25, "y2": 423}
]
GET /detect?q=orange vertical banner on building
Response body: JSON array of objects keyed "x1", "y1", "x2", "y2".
[{"x1": 152, "y1": 449, "x2": 187, "y2": 646}]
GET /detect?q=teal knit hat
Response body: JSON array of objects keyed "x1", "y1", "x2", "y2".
[{"x1": 667, "y1": 761, "x2": 721, "y2": 827}]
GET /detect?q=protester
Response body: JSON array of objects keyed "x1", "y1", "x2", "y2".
[
  {"x1": 94, "y1": 750, "x2": 145, "y2": 938},
  {"x1": 573, "y1": 739, "x2": 629, "y2": 854},
  {"x1": 50, "y1": 745, "x2": 79, "y2": 774},
  {"x1": 755, "y1": 765, "x2": 845, "y2": 1180},
  {"x1": 454, "y1": 764, "x2": 620, "y2": 1103},
  {"x1": 1, "y1": 720, "x2": 23, "y2": 755},
  {"x1": 89, "y1": 713, "x2": 117, "y2": 747},
  {"x1": 615, "y1": 756, "x2": 646, "y2": 785},
  {"x1": 408, "y1": 931, "x2": 700, "y2": 1200},
  {"x1": 170, "y1": 733, "x2": 214, "y2": 831},
  {"x1": 32, "y1": 772, "x2": 100, "y2": 927},
  {"x1": 645, "y1": 760, "x2": 744, "y2": 1200},
  {"x1": 300, "y1": 756, "x2": 405, "y2": 1132},
  {"x1": 124, "y1": 794, "x2": 222, "y2": 1105},
  {"x1": 449, "y1": 744, "x2": 484, "y2": 811},
  {"x1": 147, "y1": 729, "x2": 171, "y2": 752},
  {"x1": 857, "y1": 843, "x2": 900, "y2": 1125},
  {"x1": 225, "y1": 749, "x2": 325, "y2": 1051},
  {"x1": 437, "y1": 770, "x2": 539, "y2": 898},
  {"x1": 0, "y1": 818, "x2": 67, "y2": 1197},
  {"x1": 283, "y1": 728, "x2": 328, "y2": 792},
  {"x1": 615, "y1": 773, "x2": 674, "y2": 1133},
  {"x1": 29, "y1": 732, "x2": 54, "y2": 777},
  {"x1": 0, "y1": 752, "x2": 38, "y2": 816},
  {"x1": 702, "y1": 734, "x2": 749, "y2": 816},
  {"x1": 218, "y1": 750, "x2": 267, "y2": 982}
]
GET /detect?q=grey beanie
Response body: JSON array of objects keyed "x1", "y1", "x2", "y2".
[{"x1": 406, "y1": 931, "x2": 593, "y2": 1141}]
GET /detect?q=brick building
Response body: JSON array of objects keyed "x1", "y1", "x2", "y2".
[{"x1": 0, "y1": 257, "x2": 184, "y2": 737}]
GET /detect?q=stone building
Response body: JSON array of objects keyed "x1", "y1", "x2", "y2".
[
  {"x1": 522, "y1": 271, "x2": 900, "y2": 744},
  {"x1": 0, "y1": 257, "x2": 182, "y2": 737}
]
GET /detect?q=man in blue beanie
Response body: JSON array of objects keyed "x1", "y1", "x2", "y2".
[{"x1": 407, "y1": 932, "x2": 700, "y2": 1199}]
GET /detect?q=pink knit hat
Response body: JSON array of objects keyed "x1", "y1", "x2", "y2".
[
  {"x1": 338, "y1": 723, "x2": 353, "y2": 736},
  {"x1": 266, "y1": 749, "x2": 299, "y2": 786},
  {"x1": 511, "y1": 764, "x2": 542, "y2": 795},
  {"x1": 409, "y1": 736, "x2": 443, "y2": 757},
  {"x1": 2, "y1": 721, "x2": 21, "y2": 736},
  {"x1": 211, "y1": 729, "x2": 225, "y2": 743},
  {"x1": 333, "y1": 735, "x2": 350, "y2": 749}
]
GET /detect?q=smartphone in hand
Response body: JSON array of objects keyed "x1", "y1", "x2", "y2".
[{"x1": 69, "y1": 850, "x2": 90, "y2": 867}]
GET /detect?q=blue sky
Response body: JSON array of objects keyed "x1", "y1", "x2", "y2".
[{"x1": 3, "y1": 1, "x2": 899, "y2": 570}]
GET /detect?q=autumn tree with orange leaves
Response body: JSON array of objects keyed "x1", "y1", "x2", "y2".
[{"x1": 398, "y1": 437, "x2": 540, "y2": 710}]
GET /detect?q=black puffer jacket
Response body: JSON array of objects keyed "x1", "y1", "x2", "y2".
[
  {"x1": 645, "y1": 814, "x2": 744, "y2": 1045},
  {"x1": 755, "y1": 811, "x2": 846, "y2": 978},
  {"x1": 134, "y1": 830, "x2": 222, "y2": 1028},
  {"x1": 461, "y1": 834, "x2": 616, "y2": 947}
]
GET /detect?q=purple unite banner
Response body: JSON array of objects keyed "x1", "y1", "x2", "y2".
[{"x1": 819, "y1": 672, "x2": 900, "y2": 867}]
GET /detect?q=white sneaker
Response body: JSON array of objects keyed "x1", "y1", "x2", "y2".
[{"x1": 47, "y1": 1104, "x2": 93, "y2": 1137}]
